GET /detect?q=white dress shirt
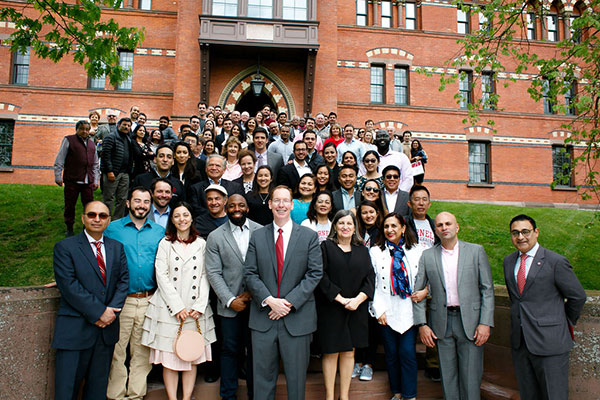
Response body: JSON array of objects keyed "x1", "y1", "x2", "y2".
[
  {"x1": 514, "y1": 242, "x2": 539, "y2": 282},
  {"x1": 273, "y1": 218, "x2": 293, "y2": 260},
  {"x1": 84, "y1": 230, "x2": 106, "y2": 263},
  {"x1": 441, "y1": 242, "x2": 460, "y2": 307},
  {"x1": 293, "y1": 160, "x2": 312, "y2": 179},
  {"x1": 229, "y1": 220, "x2": 251, "y2": 262}
]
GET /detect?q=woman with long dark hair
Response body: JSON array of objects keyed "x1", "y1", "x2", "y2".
[
  {"x1": 315, "y1": 164, "x2": 335, "y2": 192},
  {"x1": 131, "y1": 124, "x2": 154, "y2": 178},
  {"x1": 410, "y1": 139, "x2": 428, "y2": 184},
  {"x1": 202, "y1": 119, "x2": 216, "y2": 142},
  {"x1": 244, "y1": 165, "x2": 274, "y2": 225},
  {"x1": 357, "y1": 151, "x2": 383, "y2": 191},
  {"x1": 244, "y1": 117, "x2": 257, "y2": 146},
  {"x1": 323, "y1": 142, "x2": 340, "y2": 188},
  {"x1": 141, "y1": 202, "x2": 216, "y2": 400},
  {"x1": 301, "y1": 190, "x2": 335, "y2": 242},
  {"x1": 291, "y1": 173, "x2": 317, "y2": 224},
  {"x1": 171, "y1": 141, "x2": 202, "y2": 198}
]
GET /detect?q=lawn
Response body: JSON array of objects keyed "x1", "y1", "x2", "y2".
[{"x1": 0, "y1": 184, "x2": 598, "y2": 289}]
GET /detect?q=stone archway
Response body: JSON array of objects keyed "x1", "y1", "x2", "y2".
[{"x1": 217, "y1": 66, "x2": 297, "y2": 117}]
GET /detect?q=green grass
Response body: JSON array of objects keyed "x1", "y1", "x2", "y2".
[{"x1": 0, "y1": 184, "x2": 598, "y2": 289}]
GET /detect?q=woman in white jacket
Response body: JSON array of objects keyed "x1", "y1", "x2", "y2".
[
  {"x1": 370, "y1": 212, "x2": 424, "y2": 400},
  {"x1": 141, "y1": 202, "x2": 216, "y2": 400}
]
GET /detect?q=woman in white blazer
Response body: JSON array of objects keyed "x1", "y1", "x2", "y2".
[
  {"x1": 141, "y1": 202, "x2": 216, "y2": 400},
  {"x1": 370, "y1": 212, "x2": 424, "y2": 400}
]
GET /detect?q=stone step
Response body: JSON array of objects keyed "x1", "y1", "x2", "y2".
[{"x1": 146, "y1": 370, "x2": 445, "y2": 400}]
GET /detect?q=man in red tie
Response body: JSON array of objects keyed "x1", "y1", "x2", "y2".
[
  {"x1": 51, "y1": 201, "x2": 129, "y2": 400},
  {"x1": 504, "y1": 214, "x2": 586, "y2": 400},
  {"x1": 244, "y1": 185, "x2": 323, "y2": 400}
]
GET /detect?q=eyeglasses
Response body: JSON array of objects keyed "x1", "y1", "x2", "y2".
[
  {"x1": 385, "y1": 174, "x2": 399, "y2": 180},
  {"x1": 364, "y1": 186, "x2": 380, "y2": 193},
  {"x1": 363, "y1": 158, "x2": 377, "y2": 164},
  {"x1": 510, "y1": 229, "x2": 533, "y2": 238},
  {"x1": 272, "y1": 199, "x2": 292, "y2": 205},
  {"x1": 85, "y1": 212, "x2": 109, "y2": 220}
]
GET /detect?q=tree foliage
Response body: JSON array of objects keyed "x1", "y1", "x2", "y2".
[
  {"x1": 433, "y1": 0, "x2": 599, "y2": 203},
  {"x1": 0, "y1": 0, "x2": 145, "y2": 85}
]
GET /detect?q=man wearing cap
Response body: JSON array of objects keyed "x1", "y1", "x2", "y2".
[{"x1": 195, "y1": 184, "x2": 229, "y2": 239}]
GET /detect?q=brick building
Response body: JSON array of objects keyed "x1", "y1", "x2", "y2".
[{"x1": 0, "y1": 0, "x2": 594, "y2": 205}]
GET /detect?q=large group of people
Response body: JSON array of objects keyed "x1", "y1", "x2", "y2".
[{"x1": 51, "y1": 103, "x2": 587, "y2": 400}]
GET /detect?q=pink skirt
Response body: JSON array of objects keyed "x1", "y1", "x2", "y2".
[{"x1": 149, "y1": 344, "x2": 212, "y2": 371}]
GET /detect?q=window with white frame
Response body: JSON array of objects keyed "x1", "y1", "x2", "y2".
[
  {"x1": 248, "y1": 0, "x2": 273, "y2": 19},
  {"x1": 356, "y1": 0, "x2": 368, "y2": 26},
  {"x1": 479, "y1": 11, "x2": 489, "y2": 31},
  {"x1": 381, "y1": 1, "x2": 392, "y2": 28},
  {"x1": 139, "y1": 0, "x2": 151, "y2": 10},
  {"x1": 405, "y1": 2, "x2": 417, "y2": 29},
  {"x1": 546, "y1": 13, "x2": 558, "y2": 41},
  {"x1": 283, "y1": 0, "x2": 307, "y2": 20},
  {"x1": 457, "y1": 9, "x2": 470, "y2": 34},
  {"x1": 213, "y1": 0, "x2": 238, "y2": 16},
  {"x1": 117, "y1": 50, "x2": 134, "y2": 90}
]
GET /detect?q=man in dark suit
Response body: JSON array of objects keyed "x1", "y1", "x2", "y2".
[
  {"x1": 382, "y1": 165, "x2": 410, "y2": 217},
  {"x1": 332, "y1": 164, "x2": 361, "y2": 211},
  {"x1": 252, "y1": 128, "x2": 284, "y2": 182},
  {"x1": 504, "y1": 214, "x2": 586, "y2": 400},
  {"x1": 52, "y1": 201, "x2": 129, "y2": 400},
  {"x1": 276, "y1": 141, "x2": 312, "y2": 191},
  {"x1": 206, "y1": 194, "x2": 262, "y2": 400},
  {"x1": 244, "y1": 186, "x2": 323, "y2": 400},
  {"x1": 189, "y1": 154, "x2": 244, "y2": 217},
  {"x1": 216, "y1": 117, "x2": 234, "y2": 152}
]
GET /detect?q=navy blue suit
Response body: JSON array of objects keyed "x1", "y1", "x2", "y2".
[{"x1": 52, "y1": 232, "x2": 129, "y2": 400}]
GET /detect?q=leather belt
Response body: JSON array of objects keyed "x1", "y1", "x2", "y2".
[{"x1": 127, "y1": 289, "x2": 156, "y2": 298}]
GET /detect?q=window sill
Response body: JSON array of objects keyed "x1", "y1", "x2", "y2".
[
  {"x1": 467, "y1": 183, "x2": 495, "y2": 188},
  {"x1": 552, "y1": 186, "x2": 577, "y2": 192},
  {"x1": 0, "y1": 167, "x2": 14, "y2": 172}
]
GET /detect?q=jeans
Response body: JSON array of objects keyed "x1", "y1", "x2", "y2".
[{"x1": 380, "y1": 325, "x2": 417, "y2": 398}]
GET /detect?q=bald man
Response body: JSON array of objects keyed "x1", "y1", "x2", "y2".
[{"x1": 413, "y1": 212, "x2": 494, "y2": 400}]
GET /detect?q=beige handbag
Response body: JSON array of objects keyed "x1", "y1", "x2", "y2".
[{"x1": 173, "y1": 318, "x2": 205, "y2": 362}]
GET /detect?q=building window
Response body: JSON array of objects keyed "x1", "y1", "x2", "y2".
[
  {"x1": 542, "y1": 79, "x2": 554, "y2": 114},
  {"x1": 370, "y1": 65, "x2": 385, "y2": 104},
  {"x1": 546, "y1": 13, "x2": 558, "y2": 41},
  {"x1": 12, "y1": 48, "x2": 30, "y2": 85},
  {"x1": 569, "y1": 15, "x2": 581, "y2": 43},
  {"x1": 565, "y1": 81, "x2": 576, "y2": 115},
  {"x1": 468, "y1": 141, "x2": 490, "y2": 184},
  {"x1": 381, "y1": 1, "x2": 392, "y2": 28},
  {"x1": 459, "y1": 70, "x2": 472, "y2": 108},
  {"x1": 552, "y1": 145, "x2": 573, "y2": 186},
  {"x1": 0, "y1": 120, "x2": 14, "y2": 168},
  {"x1": 405, "y1": 2, "x2": 417, "y2": 30},
  {"x1": 481, "y1": 72, "x2": 495, "y2": 110},
  {"x1": 479, "y1": 11, "x2": 489, "y2": 32},
  {"x1": 283, "y1": 0, "x2": 307, "y2": 20},
  {"x1": 139, "y1": 0, "x2": 151, "y2": 10},
  {"x1": 213, "y1": 0, "x2": 238, "y2": 16},
  {"x1": 356, "y1": 0, "x2": 367, "y2": 26},
  {"x1": 527, "y1": 13, "x2": 536, "y2": 40},
  {"x1": 457, "y1": 9, "x2": 470, "y2": 34},
  {"x1": 89, "y1": 71, "x2": 106, "y2": 90},
  {"x1": 117, "y1": 50, "x2": 133, "y2": 90},
  {"x1": 248, "y1": 0, "x2": 273, "y2": 19},
  {"x1": 394, "y1": 66, "x2": 409, "y2": 105}
]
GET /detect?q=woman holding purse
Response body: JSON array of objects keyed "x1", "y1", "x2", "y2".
[{"x1": 141, "y1": 202, "x2": 216, "y2": 400}]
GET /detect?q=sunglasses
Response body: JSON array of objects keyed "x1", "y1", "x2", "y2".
[
  {"x1": 364, "y1": 186, "x2": 380, "y2": 193},
  {"x1": 85, "y1": 212, "x2": 110, "y2": 220},
  {"x1": 385, "y1": 174, "x2": 400, "y2": 180},
  {"x1": 363, "y1": 158, "x2": 377, "y2": 164}
]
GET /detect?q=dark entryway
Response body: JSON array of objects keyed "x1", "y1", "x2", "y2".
[{"x1": 234, "y1": 91, "x2": 276, "y2": 117}]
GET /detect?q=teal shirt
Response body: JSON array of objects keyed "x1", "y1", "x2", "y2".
[
  {"x1": 291, "y1": 199, "x2": 311, "y2": 225},
  {"x1": 104, "y1": 214, "x2": 165, "y2": 294}
]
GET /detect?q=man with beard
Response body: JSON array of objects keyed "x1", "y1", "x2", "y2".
[
  {"x1": 158, "y1": 115, "x2": 178, "y2": 142},
  {"x1": 194, "y1": 184, "x2": 230, "y2": 239},
  {"x1": 105, "y1": 187, "x2": 165, "y2": 400},
  {"x1": 146, "y1": 178, "x2": 173, "y2": 228},
  {"x1": 375, "y1": 129, "x2": 413, "y2": 192},
  {"x1": 276, "y1": 141, "x2": 311, "y2": 191},
  {"x1": 133, "y1": 144, "x2": 186, "y2": 204},
  {"x1": 206, "y1": 194, "x2": 261, "y2": 400}
]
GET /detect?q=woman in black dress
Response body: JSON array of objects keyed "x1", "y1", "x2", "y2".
[
  {"x1": 244, "y1": 165, "x2": 274, "y2": 225},
  {"x1": 317, "y1": 210, "x2": 375, "y2": 400}
]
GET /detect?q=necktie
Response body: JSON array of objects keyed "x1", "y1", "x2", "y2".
[
  {"x1": 276, "y1": 228, "x2": 284, "y2": 298},
  {"x1": 257, "y1": 153, "x2": 265, "y2": 167},
  {"x1": 94, "y1": 241, "x2": 106, "y2": 285},
  {"x1": 517, "y1": 254, "x2": 527, "y2": 294}
]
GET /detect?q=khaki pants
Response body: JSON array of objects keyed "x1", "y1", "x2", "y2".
[{"x1": 107, "y1": 296, "x2": 152, "y2": 400}]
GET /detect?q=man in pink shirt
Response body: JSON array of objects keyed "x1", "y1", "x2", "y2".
[{"x1": 413, "y1": 212, "x2": 494, "y2": 400}]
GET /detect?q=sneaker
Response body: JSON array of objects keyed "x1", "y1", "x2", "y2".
[
  {"x1": 359, "y1": 364, "x2": 373, "y2": 381},
  {"x1": 352, "y1": 363, "x2": 362, "y2": 378},
  {"x1": 425, "y1": 367, "x2": 441, "y2": 382}
]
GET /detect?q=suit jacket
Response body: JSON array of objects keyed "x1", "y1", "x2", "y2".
[
  {"x1": 52, "y1": 232, "x2": 129, "y2": 350},
  {"x1": 383, "y1": 189, "x2": 410, "y2": 217},
  {"x1": 189, "y1": 179, "x2": 244, "y2": 217},
  {"x1": 503, "y1": 246, "x2": 586, "y2": 356},
  {"x1": 257, "y1": 150, "x2": 284, "y2": 183},
  {"x1": 276, "y1": 163, "x2": 302, "y2": 190},
  {"x1": 332, "y1": 189, "x2": 361, "y2": 211},
  {"x1": 413, "y1": 240, "x2": 494, "y2": 340},
  {"x1": 244, "y1": 222, "x2": 323, "y2": 336},
  {"x1": 205, "y1": 219, "x2": 262, "y2": 317}
]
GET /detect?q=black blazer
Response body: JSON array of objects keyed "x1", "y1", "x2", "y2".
[
  {"x1": 332, "y1": 189, "x2": 361, "y2": 211},
  {"x1": 51, "y1": 233, "x2": 129, "y2": 350},
  {"x1": 276, "y1": 163, "x2": 301, "y2": 191}
]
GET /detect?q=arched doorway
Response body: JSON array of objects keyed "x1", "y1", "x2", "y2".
[{"x1": 235, "y1": 91, "x2": 276, "y2": 117}]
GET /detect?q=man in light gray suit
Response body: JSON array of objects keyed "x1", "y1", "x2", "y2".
[
  {"x1": 413, "y1": 212, "x2": 494, "y2": 400},
  {"x1": 206, "y1": 194, "x2": 262, "y2": 400},
  {"x1": 244, "y1": 185, "x2": 323, "y2": 400},
  {"x1": 504, "y1": 214, "x2": 586, "y2": 400}
]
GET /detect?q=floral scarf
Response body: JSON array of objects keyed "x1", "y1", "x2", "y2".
[{"x1": 387, "y1": 239, "x2": 411, "y2": 298}]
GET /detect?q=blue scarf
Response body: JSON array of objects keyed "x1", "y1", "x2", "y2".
[{"x1": 387, "y1": 239, "x2": 411, "y2": 298}]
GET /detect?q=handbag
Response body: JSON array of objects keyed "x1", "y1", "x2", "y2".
[
  {"x1": 411, "y1": 160, "x2": 424, "y2": 175},
  {"x1": 173, "y1": 318, "x2": 205, "y2": 362}
]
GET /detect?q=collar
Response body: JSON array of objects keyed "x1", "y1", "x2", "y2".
[
  {"x1": 521, "y1": 242, "x2": 539, "y2": 258},
  {"x1": 385, "y1": 188, "x2": 399, "y2": 196},
  {"x1": 441, "y1": 241, "x2": 459, "y2": 255},
  {"x1": 84, "y1": 230, "x2": 104, "y2": 244},
  {"x1": 153, "y1": 167, "x2": 171, "y2": 178},
  {"x1": 341, "y1": 187, "x2": 355, "y2": 196},
  {"x1": 122, "y1": 213, "x2": 152, "y2": 229},
  {"x1": 209, "y1": 177, "x2": 223, "y2": 185},
  {"x1": 255, "y1": 149, "x2": 267, "y2": 156},
  {"x1": 229, "y1": 219, "x2": 250, "y2": 232},
  {"x1": 293, "y1": 159, "x2": 307, "y2": 168},
  {"x1": 151, "y1": 204, "x2": 170, "y2": 216},
  {"x1": 274, "y1": 218, "x2": 293, "y2": 234}
]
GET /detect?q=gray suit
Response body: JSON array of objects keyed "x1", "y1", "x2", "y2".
[
  {"x1": 413, "y1": 241, "x2": 494, "y2": 400},
  {"x1": 503, "y1": 246, "x2": 586, "y2": 400},
  {"x1": 244, "y1": 222, "x2": 323, "y2": 400}
]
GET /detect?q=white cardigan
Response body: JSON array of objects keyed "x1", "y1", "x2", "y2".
[{"x1": 370, "y1": 244, "x2": 424, "y2": 334}]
